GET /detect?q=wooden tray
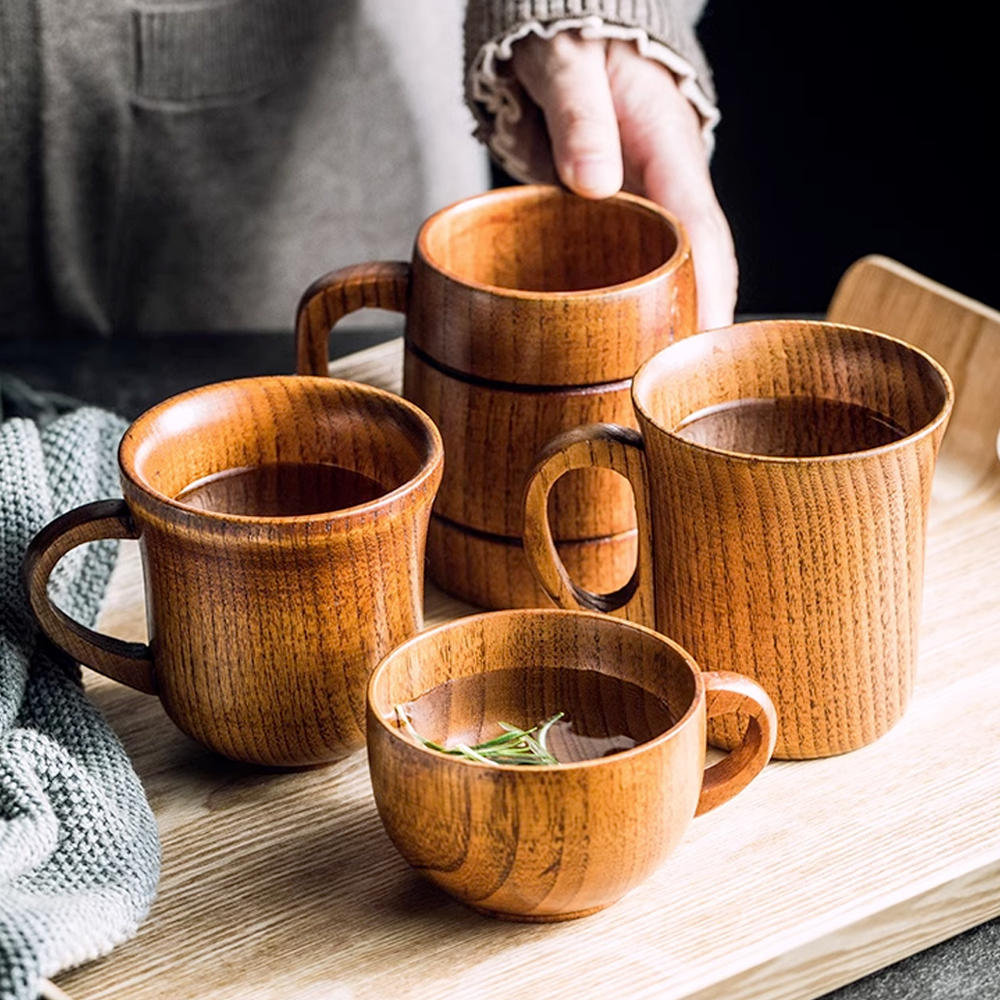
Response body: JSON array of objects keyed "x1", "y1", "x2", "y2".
[{"x1": 57, "y1": 258, "x2": 1000, "y2": 1000}]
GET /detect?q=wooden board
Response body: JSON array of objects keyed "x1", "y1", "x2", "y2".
[{"x1": 57, "y1": 257, "x2": 1000, "y2": 1000}]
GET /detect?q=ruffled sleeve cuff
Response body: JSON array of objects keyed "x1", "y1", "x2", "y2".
[{"x1": 466, "y1": 14, "x2": 719, "y2": 183}]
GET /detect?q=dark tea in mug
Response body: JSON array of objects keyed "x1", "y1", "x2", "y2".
[
  {"x1": 400, "y1": 665, "x2": 677, "y2": 763},
  {"x1": 175, "y1": 462, "x2": 386, "y2": 516},
  {"x1": 673, "y1": 396, "x2": 908, "y2": 458}
]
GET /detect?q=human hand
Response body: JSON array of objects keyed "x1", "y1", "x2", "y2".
[{"x1": 511, "y1": 33, "x2": 737, "y2": 330}]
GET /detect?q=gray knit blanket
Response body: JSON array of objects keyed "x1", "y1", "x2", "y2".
[{"x1": 1, "y1": 377, "x2": 160, "y2": 1000}]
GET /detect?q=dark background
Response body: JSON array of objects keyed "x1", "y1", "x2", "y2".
[{"x1": 698, "y1": 0, "x2": 996, "y2": 315}]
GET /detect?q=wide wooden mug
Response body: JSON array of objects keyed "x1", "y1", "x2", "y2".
[
  {"x1": 22, "y1": 376, "x2": 443, "y2": 766},
  {"x1": 296, "y1": 184, "x2": 696, "y2": 608},
  {"x1": 367, "y1": 609, "x2": 776, "y2": 921},
  {"x1": 523, "y1": 320, "x2": 954, "y2": 758}
]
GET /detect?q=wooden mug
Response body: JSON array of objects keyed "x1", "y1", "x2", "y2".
[
  {"x1": 523, "y1": 320, "x2": 954, "y2": 758},
  {"x1": 296, "y1": 184, "x2": 696, "y2": 609},
  {"x1": 22, "y1": 376, "x2": 443, "y2": 766},
  {"x1": 367, "y1": 608, "x2": 776, "y2": 921}
]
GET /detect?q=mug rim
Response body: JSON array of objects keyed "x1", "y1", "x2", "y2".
[
  {"x1": 118, "y1": 374, "x2": 444, "y2": 524},
  {"x1": 366, "y1": 607, "x2": 705, "y2": 771},
  {"x1": 415, "y1": 184, "x2": 691, "y2": 300},
  {"x1": 631, "y1": 319, "x2": 955, "y2": 464}
]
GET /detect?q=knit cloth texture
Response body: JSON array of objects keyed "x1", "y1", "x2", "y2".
[{"x1": 0, "y1": 376, "x2": 161, "y2": 1000}]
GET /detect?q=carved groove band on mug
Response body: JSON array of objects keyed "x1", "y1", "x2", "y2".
[
  {"x1": 431, "y1": 510, "x2": 637, "y2": 550},
  {"x1": 405, "y1": 341, "x2": 634, "y2": 396}
]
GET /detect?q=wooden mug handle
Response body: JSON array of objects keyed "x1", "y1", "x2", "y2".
[
  {"x1": 295, "y1": 261, "x2": 411, "y2": 375},
  {"x1": 522, "y1": 423, "x2": 655, "y2": 623},
  {"x1": 696, "y1": 671, "x2": 778, "y2": 816},
  {"x1": 21, "y1": 499, "x2": 157, "y2": 694}
]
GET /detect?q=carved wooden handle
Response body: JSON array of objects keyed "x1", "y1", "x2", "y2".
[
  {"x1": 295, "y1": 261, "x2": 411, "y2": 375},
  {"x1": 522, "y1": 423, "x2": 655, "y2": 623},
  {"x1": 696, "y1": 671, "x2": 778, "y2": 816},
  {"x1": 21, "y1": 499, "x2": 157, "y2": 694}
]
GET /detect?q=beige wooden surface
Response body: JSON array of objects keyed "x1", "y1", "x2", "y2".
[{"x1": 58, "y1": 259, "x2": 1000, "y2": 999}]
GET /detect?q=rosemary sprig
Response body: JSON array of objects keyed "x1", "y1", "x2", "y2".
[{"x1": 394, "y1": 705, "x2": 564, "y2": 766}]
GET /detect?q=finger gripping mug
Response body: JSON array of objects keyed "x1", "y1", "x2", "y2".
[
  {"x1": 22, "y1": 376, "x2": 443, "y2": 766},
  {"x1": 523, "y1": 320, "x2": 954, "y2": 758}
]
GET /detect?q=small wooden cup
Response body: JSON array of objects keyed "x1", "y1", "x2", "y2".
[
  {"x1": 23, "y1": 376, "x2": 443, "y2": 766},
  {"x1": 296, "y1": 185, "x2": 696, "y2": 609},
  {"x1": 366, "y1": 609, "x2": 776, "y2": 922}
]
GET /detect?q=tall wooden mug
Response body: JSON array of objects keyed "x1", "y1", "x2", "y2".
[
  {"x1": 23, "y1": 376, "x2": 443, "y2": 766},
  {"x1": 296, "y1": 184, "x2": 696, "y2": 608},
  {"x1": 523, "y1": 321, "x2": 954, "y2": 758}
]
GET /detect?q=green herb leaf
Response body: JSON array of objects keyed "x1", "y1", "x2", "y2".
[{"x1": 394, "y1": 706, "x2": 565, "y2": 766}]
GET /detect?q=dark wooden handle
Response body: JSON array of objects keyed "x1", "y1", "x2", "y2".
[
  {"x1": 21, "y1": 499, "x2": 157, "y2": 694},
  {"x1": 295, "y1": 261, "x2": 411, "y2": 375},
  {"x1": 522, "y1": 423, "x2": 655, "y2": 623},
  {"x1": 696, "y1": 671, "x2": 778, "y2": 815}
]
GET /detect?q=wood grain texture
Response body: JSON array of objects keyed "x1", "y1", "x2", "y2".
[
  {"x1": 524, "y1": 321, "x2": 954, "y2": 759},
  {"x1": 295, "y1": 186, "x2": 695, "y2": 609},
  {"x1": 296, "y1": 185, "x2": 695, "y2": 385},
  {"x1": 829, "y1": 254, "x2": 1000, "y2": 503},
  {"x1": 26, "y1": 376, "x2": 443, "y2": 766},
  {"x1": 403, "y1": 346, "x2": 637, "y2": 538},
  {"x1": 406, "y1": 186, "x2": 694, "y2": 384},
  {"x1": 22, "y1": 498, "x2": 156, "y2": 693},
  {"x1": 523, "y1": 423, "x2": 656, "y2": 622},
  {"x1": 56, "y1": 261, "x2": 1000, "y2": 999},
  {"x1": 426, "y1": 514, "x2": 638, "y2": 611},
  {"x1": 366, "y1": 610, "x2": 775, "y2": 922},
  {"x1": 296, "y1": 261, "x2": 410, "y2": 377}
]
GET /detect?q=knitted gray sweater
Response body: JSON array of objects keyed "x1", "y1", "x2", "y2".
[{"x1": 0, "y1": 381, "x2": 160, "y2": 1000}]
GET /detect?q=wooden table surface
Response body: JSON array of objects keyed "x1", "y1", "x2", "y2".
[{"x1": 56, "y1": 278, "x2": 1000, "y2": 999}]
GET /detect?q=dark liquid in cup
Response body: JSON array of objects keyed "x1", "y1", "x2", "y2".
[
  {"x1": 175, "y1": 462, "x2": 386, "y2": 516},
  {"x1": 403, "y1": 666, "x2": 677, "y2": 763},
  {"x1": 673, "y1": 396, "x2": 908, "y2": 457}
]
